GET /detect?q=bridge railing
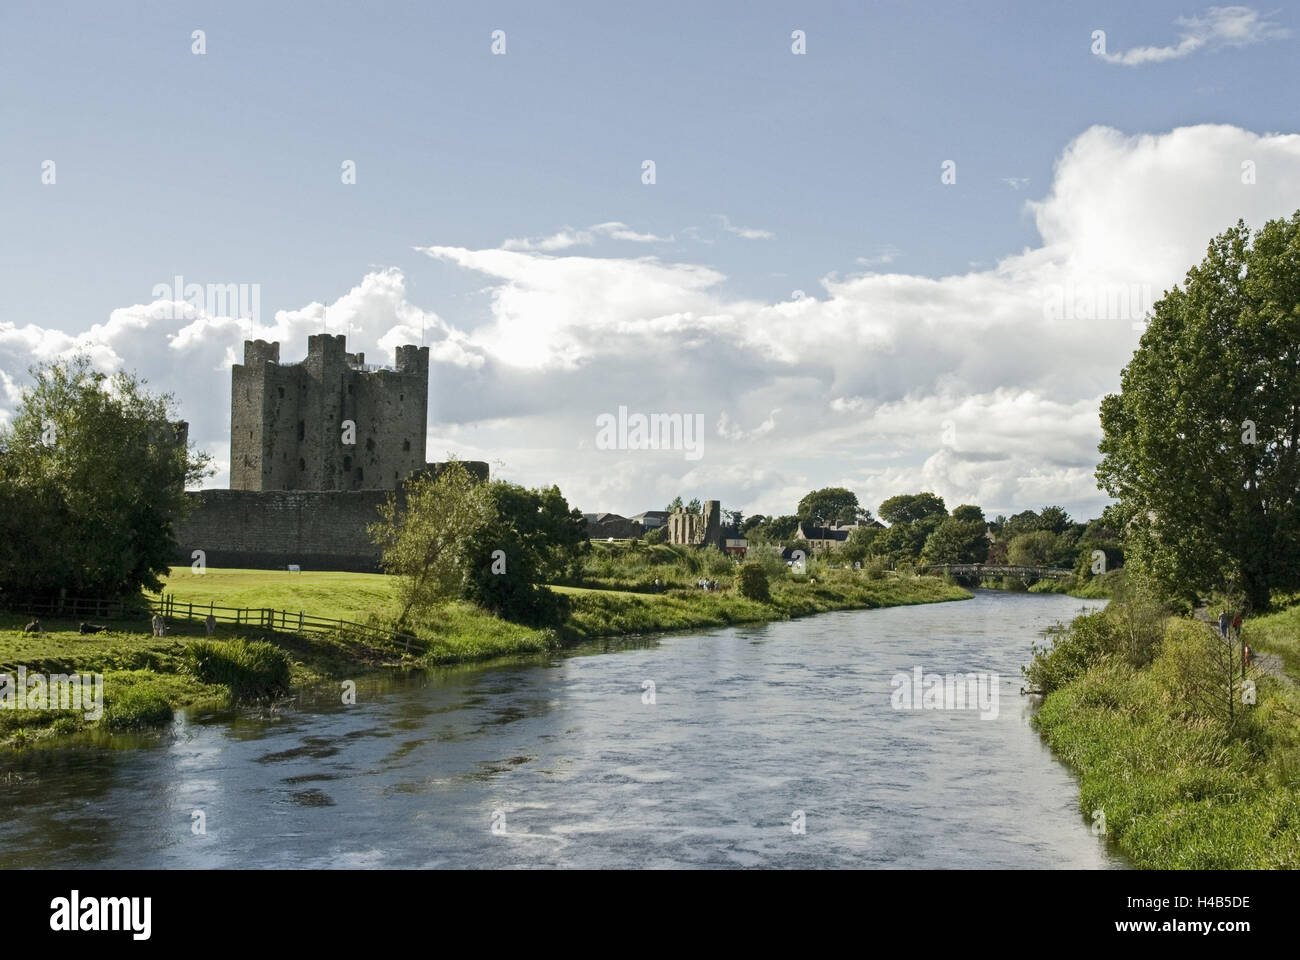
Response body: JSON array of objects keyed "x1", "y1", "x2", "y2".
[{"x1": 919, "y1": 563, "x2": 1074, "y2": 580}]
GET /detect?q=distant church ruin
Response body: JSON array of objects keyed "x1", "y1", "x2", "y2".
[
  {"x1": 174, "y1": 334, "x2": 487, "y2": 571},
  {"x1": 667, "y1": 500, "x2": 725, "y2": 551}
]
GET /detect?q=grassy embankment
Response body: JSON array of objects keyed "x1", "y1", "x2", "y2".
[
  {"x1": 1028, "y1": 595, "x2": 1300, "y2": 868},
  {"x1": 2, "y1": 548, "x2": 968, "y2": 749}
]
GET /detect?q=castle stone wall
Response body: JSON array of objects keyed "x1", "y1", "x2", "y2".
[{"x1": 176, "y1": 460, "x2": 491, "y2": 571}]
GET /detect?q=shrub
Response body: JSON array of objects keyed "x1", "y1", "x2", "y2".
[
  {"x1": 738, "y1": 561, "x2": 770, "y2": 602},
  {"x1": 103, "y1": 686, "x2": 174, "y2": 730},
  {"x1": 1024, "y1": 609, "x2": 1118, "y2": 695},
  {"x1": 701, "y1": 547, "x2": 734, "y2": 578},
  {"x1": 863, "y1": 558, "x2": 887, "y2": 580},
  {"x1": 185, "y1": 638, "x2": 291, "y2": 701}
]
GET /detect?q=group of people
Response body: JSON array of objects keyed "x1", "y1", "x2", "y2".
[
  {"x1": 1217, "y1": 610, "x2": 1252, "y2": 667},
  {"x1": 697, "y1": 578, "x2": 720, "y2": 591}
]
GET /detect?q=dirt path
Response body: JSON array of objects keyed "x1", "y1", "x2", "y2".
[{"x1": 1193, "y1": 605, "x2": 1293, "y2": 686}]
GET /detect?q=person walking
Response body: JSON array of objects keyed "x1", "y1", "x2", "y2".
[
  {"x1": 1218, "y1": 610, "x2": 1230, "y2": 639},
  {"x1": 1232, "y1": 611, "x2": 1243, "y2": 641}
]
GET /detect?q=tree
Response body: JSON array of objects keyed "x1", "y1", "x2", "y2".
[
  {"x1": 666, "y1": 496, "x2": 684, "y2": 513},
  {"x1": 0, "y1": 356, "x2": 210, "y2": 600},
  {"x1": 1098, "y1": 213, "x2": 1300, "y2": 610},
  {"x1": 1036, "y1": 506, "x2": 1072, "y2": 535},
  {"x1": 740, "y1": 514, "x2": 767, "y2": 536},
  {"x1": 488, "y1": 481, "x2": 588, "y2": 582},
  {"x1": 748, "y1": 514, "x2": 800, "y2": 543},
  {"x1": 878, "y1": 492, "x2": 947, "y2": 526},
  {"x1": 841, "y1": 525, "x2": 880, "y2": 562},
  {"x1": 797, "y1": 487, "x2": 865, "y2": 526},
  {"x1": 951, "y1": 504, "x2": 986, "y2": 525},
  {"x1": 456, "y1": 479, "x2": 585, "y2": 623},
  {"x1": 370, "y1": 460, "x2": 493, "y2": 627},
  {"x1": 923, "y1": 516, "x2": 989, "y2": 565},
  {"x1": 1007, "y1": 530, "x2": 1057, "y2": 567},
  {"x1": 1000, "y1": 509, "x2": 1042, "y2": 540},
  {"x1": 724, "y1": 508, "x2": 744, "y2": 530},
  {"x1": 686, "y1": 497, "x2": 702, "y2": 515}
]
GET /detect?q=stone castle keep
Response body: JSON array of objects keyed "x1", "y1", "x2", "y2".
[
  {"x1": 232, "y1": 335, "x2": 431, "y2": 492},
  {"x1": 175, "y1": 334, "x2": 488, "y2": 571}
]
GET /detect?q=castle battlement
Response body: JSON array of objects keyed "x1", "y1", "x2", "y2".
[{"x1": 230, "y1": 334, "x2": 432, "y2": 492}]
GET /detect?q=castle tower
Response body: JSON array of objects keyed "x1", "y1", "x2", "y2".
[{"x1": 229, "y1": 334, "x2": 430, "y2": 491}]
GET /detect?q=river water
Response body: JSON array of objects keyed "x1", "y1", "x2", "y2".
[{"x1": 0, "y1": 589, "x2": 1123, "y2": 868}]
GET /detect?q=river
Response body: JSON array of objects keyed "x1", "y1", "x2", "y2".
[{"x1": 0, "y1": 589, "x2": 1123, "y2": 868}]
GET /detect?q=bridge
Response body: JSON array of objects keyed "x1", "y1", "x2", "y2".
[{"x1": 919, "y1": 563, "x2": 1074, "y2": 580}]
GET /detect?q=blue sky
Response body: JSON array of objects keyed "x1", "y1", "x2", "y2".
[{"x1": 3, "y1": 2, "x2": 1299, "y2": 521}]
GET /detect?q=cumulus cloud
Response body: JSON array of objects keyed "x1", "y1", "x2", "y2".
[
  {"x1": 716, "y1": 214, "x2": 774, "y2": 240},
  {"x1": 1099, "y1": 5, "x2": 1288, "y2": 67},
  {"x1": 5, "y1": 124, "x2": 1300, "y2": 523}
]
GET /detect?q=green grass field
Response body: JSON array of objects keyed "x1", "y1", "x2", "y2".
[{"x1": 152, "y1": 568, "x2": 399, "y2": 623}]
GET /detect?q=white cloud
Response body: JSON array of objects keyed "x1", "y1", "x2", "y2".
[
  {"x1": 716, "y1": 214, "x2": 774, "y2": 240},
  {"x1": 501, "y1": 221, "x2": 672, "y2": 251},
  {"x1": 1099, "y1": 5, "x2": 1288, "y2": 67}
]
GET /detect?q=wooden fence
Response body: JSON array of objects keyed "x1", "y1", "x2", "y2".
[
  {"x1": 3, "y1": 593, "x2": 423, "y2": 653},
  {"x1": 149, "y1": 595, "x2": 424, "y2": 652}
]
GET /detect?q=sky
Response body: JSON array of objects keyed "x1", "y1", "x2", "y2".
[{"x1": 2, "y1": 1, "x2": 1299, "y2": 523}]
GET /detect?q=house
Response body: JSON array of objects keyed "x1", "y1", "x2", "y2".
[
  {"x1": 794, "y1": 519, "x2": 878, "y2": 551},
  {"x1": 582, "y1": 512, "x2": 643, "y2": 540},
  {"x1": 721, "y1": 524, "x2": 748, "y2": 557},
  {"x1": 632, "y1": 510, "x2": 670, "y2": 530}
]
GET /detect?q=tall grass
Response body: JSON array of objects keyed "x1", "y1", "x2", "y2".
[
  {"x1": 1029, "y1": 595, "x2": 1300, "y2": 868},
  {"x1": 185, "y1": 638, "x2": 291, "y2": 701}
]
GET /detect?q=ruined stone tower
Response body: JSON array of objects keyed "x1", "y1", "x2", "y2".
[
  {"x1": 230, "y1": 334, "x2": 431, "y2": 491},
  {"x1": 667, "y1": 500, "x2": 724, "y2": 550}
]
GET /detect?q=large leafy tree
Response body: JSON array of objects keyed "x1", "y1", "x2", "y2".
[
  {"x1": 878, "y1": 492, "x2": 947, "y2": 526},
  {"x1": 923, "y1": 507, "x2": 989, "y2": 565},
  {"x1": 0, "y1": 356, "x2": 210, "y2": 601},
  {"x1": 1097, "y1": 213, "x2": 1300, "y2": 610},
  {"x1": 797, "y1": 487, "x2": 869, "y2": 526}
]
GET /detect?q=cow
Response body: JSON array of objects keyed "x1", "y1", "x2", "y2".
[
  {"x1": 78, "y1": 622, "x2": 106, "y2": 634},
  {"x1": 151, "y1": 614, "x2": 167, "y2": 637},
  {"x1": 22, "y1": 620, "x2": 42, "y2": 634}
]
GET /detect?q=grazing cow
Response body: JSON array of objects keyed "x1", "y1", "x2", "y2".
[
  {"x1": 22, "y1": 619, "x2": 42, "y2": 634},
  {"x1": 78, "y1": 622, "x2": 106, "y2": 634},
  {"x1": 151, "y1": 614, "x2": 167, "y2": 637},
  {"x1": 204, "y1": 614, "x2": 216, "y2": 637},
  {"x1": 287, "y1": 564, "x2": 301, "y2": 573}
]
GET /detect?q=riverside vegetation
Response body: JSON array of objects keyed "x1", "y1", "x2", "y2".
[
  {"x1": 1026, "y1": 580, "x2": 1300, "y2": 868},
  {"x1": 1026, "y1": 212, "x2": 1300, "y2": 869},
  {"x1": 1, "y1": 545, "x2": 967, "y2": 750}
]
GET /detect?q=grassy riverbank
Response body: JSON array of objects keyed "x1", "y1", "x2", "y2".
[
  {"x1": 1029, "y1": 598, "x2": 1300, "y2": 868},
  {"x1": 2, "y1": 565, "x2": 968, "y2": 749}
]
